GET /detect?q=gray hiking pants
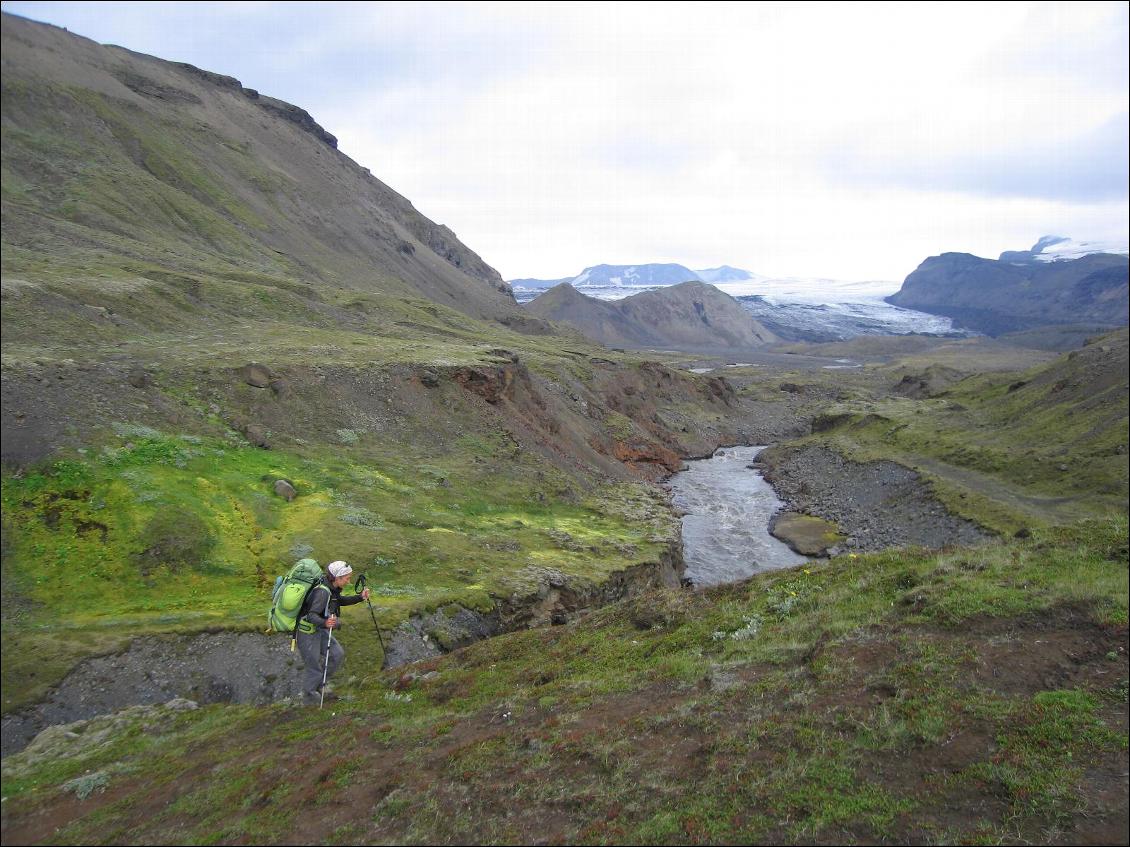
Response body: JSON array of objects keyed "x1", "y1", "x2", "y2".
[{"x1": 296, "y1": 629, "x2": 344, "y2": 696}]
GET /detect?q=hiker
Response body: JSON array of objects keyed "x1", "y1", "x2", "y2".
[{"x1": 296, "y1": 560, "x2": 369, "y2": 703}]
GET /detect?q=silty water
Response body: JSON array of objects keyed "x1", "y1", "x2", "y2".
[{"x1": 668, "y1": 445, "x2": 806, "y2": 586}]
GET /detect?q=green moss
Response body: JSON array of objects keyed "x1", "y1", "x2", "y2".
[{"x1": 0, "y1": 424, "x2": 676, "y2": 712}]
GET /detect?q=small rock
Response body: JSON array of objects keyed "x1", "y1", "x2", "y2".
[
  {"x1": 274, "y1": 479, "x2": 297, "y2": 501},
  {"x1": 127, "y1": 368, "x2": 152, "y2": 389},
  {"x1": 238, "y1": 363, "x2": 274, "y2": 388},
  {"x1": 420, "y1": 370, "x2": 440, "y2": 388},
  {"x1": 241, "y1": 423, "x2": 270, "y2": 449}
]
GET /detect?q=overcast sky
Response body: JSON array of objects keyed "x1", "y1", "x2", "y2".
[{"x1": 4, "y1": 1, "x2": 1128, "y2": 281}]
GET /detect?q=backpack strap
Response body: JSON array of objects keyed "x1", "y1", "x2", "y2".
[{"x1": 292, "y1": 582, "x2": 331, "y2": 647}]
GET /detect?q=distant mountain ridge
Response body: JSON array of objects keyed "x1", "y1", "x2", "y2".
[
  {"x1": 887, "y1": 238, "x2": 1129, "y2": 336},
  {"x1": 511, "y1": 263, "x2": 758, "y2": 290},
  {"x1": 524, "y1": 281, "x2": 777, "y2": 352}
]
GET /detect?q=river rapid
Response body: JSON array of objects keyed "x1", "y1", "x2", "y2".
[{"x1": 667, "y1": 445, "x2": 806, "y2": 586}]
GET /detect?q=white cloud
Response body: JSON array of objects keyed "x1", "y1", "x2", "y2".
[{"x1": 5, "y1": 0, "x2": 1128, "y2": 280}]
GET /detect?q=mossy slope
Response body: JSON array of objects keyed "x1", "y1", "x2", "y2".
[{"x1": 2, "y1": 521, "x2": 1125, "y2": 845}]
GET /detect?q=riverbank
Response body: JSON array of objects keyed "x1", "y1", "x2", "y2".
[{"x1": 756, "y1": 443, "x2": 992, "y2": 552}]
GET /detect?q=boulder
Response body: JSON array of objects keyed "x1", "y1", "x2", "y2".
[
  {"x1": 128, "y1": 368, "x2": 152, "y2": 389},
  {"x1": 241, "y1": 423, "x2": 270, "y2": 449},
  {"x1": 770, "y1": 512, "x2": 843, "y2": 557},
  {"x1": 273, "y1": 479, "x2": 297, "y2": 501},
  {"x1": 238, "y1": 363, "x2": 274, "y2": 388}
]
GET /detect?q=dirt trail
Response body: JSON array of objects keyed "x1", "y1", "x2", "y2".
[{"x1": 910, "y1": 454, "x2": 1091, "y2": 526}]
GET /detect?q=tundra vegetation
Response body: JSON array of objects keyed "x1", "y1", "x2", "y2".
[{"x1": 1, "y1": 12, "x2": 1127, "y2": 845}]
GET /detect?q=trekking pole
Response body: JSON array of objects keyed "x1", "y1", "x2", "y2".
[
  {"x1": 356, "y1": 574, "x2": 386, "y2": 655},
  {"x1": 320, "y1": 592, "x2": 335, "y2": 710}
]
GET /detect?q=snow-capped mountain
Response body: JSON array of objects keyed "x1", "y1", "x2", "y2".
[
  {"x1": 694, "y1": 265, "x2": 763, "y2": 283},
  {"x1": 509, "y1": 263, "x2": 758, "y2": 302},
  {"x1": 570, "y1": 263, "x2": 700, "y2": 287},
  {"x1": 999, "y1": 235, "x2": 1129, "y2": 265}
]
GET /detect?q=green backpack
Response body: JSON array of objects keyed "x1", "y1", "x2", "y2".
[{"x1": 267, "y1": 558, "x2": 327, "y2": 646}]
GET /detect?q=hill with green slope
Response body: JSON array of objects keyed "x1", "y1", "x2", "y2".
[
  {"x1": 755, "y1": 329, "x2": 1129, "y2": 542},
  {"x1": 1, "y1": 11, "x2": 525, "y2": 338},
  {"x1": 525, "y1": 281, "x2": 777, "y2": 353},
  {"x1": 0, "y1": 12, "x2": 772, "y2": 724}
]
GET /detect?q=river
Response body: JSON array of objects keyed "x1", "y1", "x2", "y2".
[{"x1": 667, "y1": 445, "x2": 806, "y2": 586}]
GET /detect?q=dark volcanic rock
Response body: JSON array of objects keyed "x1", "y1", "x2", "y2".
[
  {"x1": 239, "y1": 363, "x2": 274, "y2": 388},
  {"x1": 128, "y1": 368, "x2": 153, "y2": 389},
  {"x1": 886, "y1": 252, "x2": 1128, "y2": 336},
  {"x1": 240, "y1": 422, "x2": 270, "y2": 448},
  {"x1": 383, "y1": 605, "x2": 503, "y2": 668},
  {"x1": 1, "y1": 632, "x2": 305, "y2": 757}
]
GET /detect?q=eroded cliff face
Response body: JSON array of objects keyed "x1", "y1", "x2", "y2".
[
  {"x1": 1, "y1": 349, "x2": 754, "y2": 480},
  {"x1": 383, "y1": 536, "x2": 686, "y2": 668}
]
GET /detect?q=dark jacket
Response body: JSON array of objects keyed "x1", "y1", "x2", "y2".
[{"x1": 300, "y1": 575, "x2": 363, "y2": 631}]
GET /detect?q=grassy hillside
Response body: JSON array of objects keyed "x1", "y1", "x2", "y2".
[
  {"x1": 2, "y1": 520, "x2": 1125, "y2": 844},
  {"x1": 0, "y1": 421, "x2": 680, "y2": 712},
  {"x1": 760, "y1": 330, "x2": 1129, "y2": 535},
  {"x1": 1, "y1": 11, "x2": 521, "y2": 340}
]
